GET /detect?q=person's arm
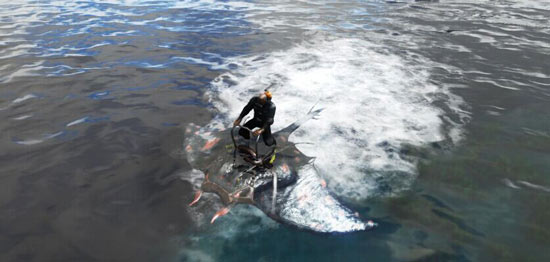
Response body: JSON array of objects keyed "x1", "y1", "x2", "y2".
[
  {"x1": 237, "y1": 97, "x2": 255, "y2": 120},
  {"x1": 235, "y1": 97, "x2": 256, "y2": 126}
]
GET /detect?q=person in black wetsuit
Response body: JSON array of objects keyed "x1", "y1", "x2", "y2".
[{"x1": 233, "y1": 90, "x2": 276, "y2": 146}]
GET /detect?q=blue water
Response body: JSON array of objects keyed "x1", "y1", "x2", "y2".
[{"x1": 1, "y1": 1, "x2": 550, "y2": 261}]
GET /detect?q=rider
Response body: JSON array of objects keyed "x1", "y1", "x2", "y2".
[{"x1": 233, "y1": 90, "x2": 276, "y2": 146}]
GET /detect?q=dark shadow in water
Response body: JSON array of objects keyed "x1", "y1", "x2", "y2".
[
  {"x1": 431, "y1": 209, "x2": 485, "y2": 237},
  {"x1": 422, "y1": 194, "x2": 454, "y2": 211}
]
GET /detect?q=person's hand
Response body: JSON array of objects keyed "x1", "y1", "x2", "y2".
[
  {"x1": 233, "y1": 118, "x2": 241, "y2": 127},
  {"x1": 253, "y1": 128, "x2": 264, "y2": 136}
]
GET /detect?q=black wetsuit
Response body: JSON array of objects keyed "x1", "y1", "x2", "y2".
[{"x1": 238, "y1": 96, "x2": 276, "y2": 146}]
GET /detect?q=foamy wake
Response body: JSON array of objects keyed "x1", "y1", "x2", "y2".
[{"x1": 208, "y1": 36, "x2": 468, "y2": 202}]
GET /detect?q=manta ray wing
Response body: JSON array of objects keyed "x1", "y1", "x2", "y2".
[{"x1": 183, "y1": 108, "x2": 374, "y2": 232}]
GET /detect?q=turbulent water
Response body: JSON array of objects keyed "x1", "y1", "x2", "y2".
[{"x1": 1, "y1": 0, "x2": 549, "y2": 261}]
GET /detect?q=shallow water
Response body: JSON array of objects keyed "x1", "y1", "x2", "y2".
[{"x1": 1, "y1": 0, "x2": 549, "y2": 261}]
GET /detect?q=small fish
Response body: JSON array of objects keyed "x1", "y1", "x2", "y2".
[
  {"x1": 201, "y1": 138, "x2": 221, "y2": 151},
  {"x1": 282, "y1": 163, "x2": 289, "y2": 173},
  {"x1": 189, "y1": 190, "x2": 202, "y2": 207},
  {"x1": 210, "y1": 207, "x2": 231, "y2": 224}
]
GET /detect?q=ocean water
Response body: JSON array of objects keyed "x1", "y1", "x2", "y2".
[{"x1": 1, "y1": 0, "x2": 549, "y2": 261}]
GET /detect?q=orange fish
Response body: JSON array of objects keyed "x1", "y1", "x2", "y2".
[
  {"x1": 201, "y1": 138, "x2": 221, "y2": 151},
  {"x1": 210, "y1": 207, "x2": 230, "y2": 224},
  {"x1": 320, "y1": 179, "x2": 327, "y2": 188},
  {"x1": 282, "y1": 163, "x2": 289, "y2": 173},
  {"x1": 189, "y1": 190, "x2": 202, "y2": 207}
]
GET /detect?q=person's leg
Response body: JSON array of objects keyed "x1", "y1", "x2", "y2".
[
  {"x1": 239, "y1": 119, "x2": 261, "y2": 139},
  {"x1": 262, "y1": 126, "x2": 276, "y2": 146}
]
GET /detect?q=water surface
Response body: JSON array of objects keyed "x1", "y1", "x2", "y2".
[{"x1": 1, "y1": 0, "x2": 549, "y2": 261}]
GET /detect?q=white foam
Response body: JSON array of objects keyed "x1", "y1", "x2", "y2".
[
  {"x1": 172, "y1": 56, "x2": 225, "y2": 69},
  {"x1": 178, "y1": 168, "x2": 206, "y2": 190},
  {"x1": 14, "y1": 131, "x2": 63, "y2": 145},
  {"x1": 101, "y1": 30, "x2": 138, "y2": 37},
  {"x1": 503, "y1": 178, "x2": 520, "y2": 189},
  {"x1": 208, "y1": 37, "x2": 466, "y2": 201},
  {"x1": 0, "y1": 61, "x2": 44, "y2": 83},
  {"x1": 15, "y1": 139, "x2": 44, "y2": 146},
  {"x1": 504, "y1": 178, "x2": 550, "y2": 193},
  {"x1": 12, "y1": 114, "x2": 33, "y2": 120},
  {"x1": 66, "y1": 116, "x2": 89, "y2": 127},
  {"x1": 517, "y1": 180, "x2": 550, "y2": 193},
  {"x1": 12, "y1": 94, "x2": 38, "y2": 104},
  {"x1": 473, "y1": 78, "x2": 521, "y2": 91}
]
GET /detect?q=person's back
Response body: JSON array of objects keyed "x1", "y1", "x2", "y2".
[{"x1": 233, "y1": 90, "x2": 276, "y2": 146}]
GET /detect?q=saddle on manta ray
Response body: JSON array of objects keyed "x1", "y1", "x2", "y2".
[
  {"x1": 183, "y1": 107, "x2": 377, "y2": 233},
  {"x1": 191, "y1": 122, "x2": 281, "y2": 210}
]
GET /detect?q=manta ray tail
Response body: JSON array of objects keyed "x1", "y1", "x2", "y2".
[
  {"x1": 277, "y1": 105, "x2": 323, "y2": 135},
  {"x1": 271, "y1": 170, "x2": 277, "y2": 214}
]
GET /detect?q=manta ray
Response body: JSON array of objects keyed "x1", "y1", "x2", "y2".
[{"x1": 183, "y1": 108, "x2": 376, "y2": 233}]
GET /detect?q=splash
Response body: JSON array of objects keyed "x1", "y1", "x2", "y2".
[{"x1": 209, "y1": 37, "x2": 467, "y2": 202}]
